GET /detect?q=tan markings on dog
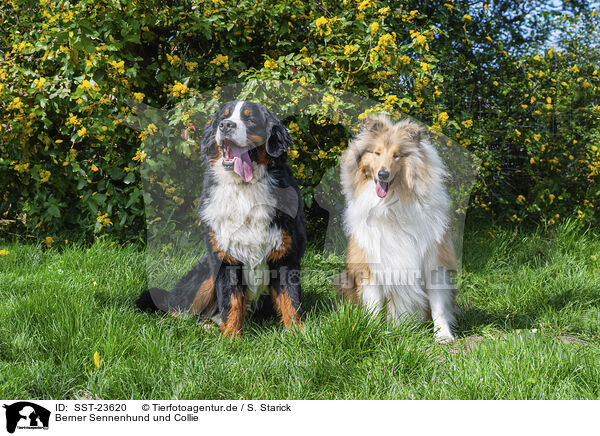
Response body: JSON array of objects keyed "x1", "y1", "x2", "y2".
[
  {"x1": 207, "y1": 146, "x2": 222, "y2": 164},
  {"x1": 247, "y1": 134, "x2": 266, "y2": 146},
  {"x1": 208, "y1": 231, "x2": 239, "y2": 264},
  {"x1": 270, "y1": 287, "x2": 303, "y2": 329},
  {"x1": 336, "y1": 236, "x2": 371, "y2": 304},
  {"x1": 243, "y1": 108, "x2": 251, "y2": 116},
  {"x1": 423, "y1": 307, "x2": 432, "y2": 321},
  {"x1": 267, "y1": 230, "x2": 292, "y2": 262},
  {"x1": 224, "y1": 108, "x2": 230, "y2": 116},
  {"x1": 256, "y1": 144, "x2": 271, "y2": 166},
  {"x1": 437, "y1": 232, "x2": 459, "y2": 301},
  {"x1": 221, "y1": 292, "x2": 247, "y2": 336},
  {"x1": 190, "y1": 277, "x2": 215, "y2": 315}
]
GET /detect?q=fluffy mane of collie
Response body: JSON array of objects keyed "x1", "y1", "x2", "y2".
[{"x1": 338, "y1": 114, "x2": 458, "y2": 342}]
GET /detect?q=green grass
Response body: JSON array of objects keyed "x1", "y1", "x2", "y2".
[{"x1": 1, "y1": 221, "x2": 599, "y2": 399}]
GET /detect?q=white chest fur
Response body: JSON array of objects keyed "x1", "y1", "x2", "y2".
[
  {"x1": 344, "y1": 188, "x2": 450, "y2": 316},
  {"x1": 200, "y1": 164, "x2": 283, "y2": 299}
]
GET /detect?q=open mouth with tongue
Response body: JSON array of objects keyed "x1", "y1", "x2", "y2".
[
  {"x1": 221, "y1": 139, "x2": 253, "y2": 182},
  {"x1": 375, "y1": 179, "x2": 391, "y2": 198}
]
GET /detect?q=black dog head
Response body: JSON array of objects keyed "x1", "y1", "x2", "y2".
[{"x1": 200, "y1": 101, "x2": 292, "y2": 182}]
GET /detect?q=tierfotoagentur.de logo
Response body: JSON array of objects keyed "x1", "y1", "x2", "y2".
[{"x1": 2, "y1": 402, "x2": 50, "y2": 434}]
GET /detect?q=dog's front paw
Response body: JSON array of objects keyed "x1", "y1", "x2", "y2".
[{"x1": 434, "y1": 329, "x2": 455, "y2": 344}]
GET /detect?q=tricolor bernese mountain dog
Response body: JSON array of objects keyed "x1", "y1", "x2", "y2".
[{"x1": 136, "y1": 101, "x2": 306, "y2": 336}]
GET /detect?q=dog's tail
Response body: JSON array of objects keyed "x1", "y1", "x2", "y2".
[
  {"x1": 135, "y1": 287, "x2": 169, "y2": 313},
  {"x1": 135, "y1": 255, "x2": 215, "y2": 316}
]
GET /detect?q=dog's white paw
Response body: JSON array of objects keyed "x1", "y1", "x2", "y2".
[{"x1": 434, "y1": 330, "x2": 455, "y2": 344}]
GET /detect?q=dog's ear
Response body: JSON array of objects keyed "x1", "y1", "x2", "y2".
[
  {"x1": 359, "y1": 115, "x2": 389, "y2": 135},
  {"x1": 264, "y1": 108, "x2": 292, "y2": 158},
  {"x1": 397, "y1": 119, "x2": 428, "y2": 144},
  {"x1": 200, "y1": 104, "x2": 225, "y2": 154}
]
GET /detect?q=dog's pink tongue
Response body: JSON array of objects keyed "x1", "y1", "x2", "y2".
[
  {"x1": 376, "y1": 180, "x2": 389, "y2": 198},
  {"x1": 232, "y1": 146, "x2": 253, "y2": 182}
]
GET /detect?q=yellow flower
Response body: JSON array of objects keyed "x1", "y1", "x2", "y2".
[
  {"x1": 384, "y1": 95, "x2": 399, "y2": 106},
  {"x1": 0, "y1": 250, "x2": 9, "y2": 256},
  {"x1": 462, "y1": 14, "x2": 472, "y2": 22},
  {"x1": 33, "y1": 77, "x2": 46, "y2": 90},
  {"x1": 79, "y1": 80, "x2": 93, "y2": 92},
  {"x1": 185, "y1": 61, "x2": 198, "y2": 71},
  {"x1": 12, "y1": 162, "x2": 30, "y2": 173},
  {"x1": 315, "y1": 16, "x2": 332, "y2": 36},
  {"x1": 93, "y1": 352, "x2": 100, "y2": 368},
  {"x1": 571, "y1": 64, "x2": 580, "y2": 74},
  {"x1": 91, "y1": 164, "x2": 98, "y2": 172},
  {"x1": 264, "y1": 59, "x2": 278, "y2": 70},
  {"x1": 133, "y1": 92, "x2": 145, "y2": 102},
  {"x1": 171, "y1": 81, "x2": 189, "y2": 98},
  {"x1": 43, "y1": 236, "x2": 54, "y2": 247},
  {"x1": 516, "y1": 195, "x2": 526, "y2": 204},
  {"x1": 514, "y1": 129, "x2": 521, "y2": 137},
  {"x1": 548, "y1": 194, "x2": 555, "y2": 204},
  {"x1": 344, "y1": 44, "x2": 358, "y2": 56},
  {"x1": 370, "y1": 22, "x2": 379, "y2": 36},
  {"x1": 210, "y1": 54, "x2": 229, "y2": 69},
  {"x1": 461, "y1": 120, "x2": 473, "y2": 129},
  {"x1": 166, "y1": 54, "x2": 181, "y2": 67},
  {"x1": 493, "y1": 80, "x2": 499, "y2": 86},
  {"x1": 109, "y1": 60, "x2": 125, "y2": 74},
  {"x1": 39, "y1": 169, "x2": 51, "y2": 183},
  {"x1": 376, "y1": 33, "x2": 395, "y2": 51},
  {"x1": 97, "y1": 212, "x2": 112, "y2": 226},
  {"x1": 322, "y1": 94, "x2": 335, "y2": 105},
  {"x1": 412, "y1": 33, "x2": 427, "y2": 46},
  {"x1": 533, "y1": 55, "x2": 541, "y2": 61},
  {"x1": 395, "y1": 55, "x2": 410, "y2": 66},
  {"x1": 533, "y1": 133, "x2": 541, "y2": 141},
  {"x1": 77, "y1": 127, "x2": 87, "y2": 138},
  {"x1": 288, "y1": 149, "x2": 299, "y2": 159},
  {"x1": 7, "y1": 97, "x2": 24, "y2": 111},
  {"x1": 132, "y1": 149, "x2": 147, "y2": 163},
  {"x1": 378, "y1": 7, "x2": 390, "y2": 16},
  {"x1": 357, "y1": 0, "x2": 371, "y2": 12},
  {"x1": 437, "y1": 112, "x2": 449, "y2": 125}
]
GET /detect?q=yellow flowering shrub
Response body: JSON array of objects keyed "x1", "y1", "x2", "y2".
[{"x1": 1, "y1": 0, "x2": 598, "y2": 244}]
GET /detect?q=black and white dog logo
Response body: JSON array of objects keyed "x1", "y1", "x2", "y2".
[{"x1": 3, "y1": 402, "x2": 50, "y2": 433}]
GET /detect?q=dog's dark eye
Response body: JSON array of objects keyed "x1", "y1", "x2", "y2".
[{"x1": 374, "y1": 151, "x2": 381, "y2": 156}]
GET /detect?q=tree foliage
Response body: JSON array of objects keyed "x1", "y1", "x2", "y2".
[{"x1": 1, "y1": 0, "x2": 598, "y2": 244}]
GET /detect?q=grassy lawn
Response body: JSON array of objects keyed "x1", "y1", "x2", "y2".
[{"x1": 1, "y1": 222, "x2": 599, "y2": 400}]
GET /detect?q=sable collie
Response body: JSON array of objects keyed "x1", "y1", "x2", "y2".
[{"x1": 338, "y1": 115, "x2": 458, "y2": 342}]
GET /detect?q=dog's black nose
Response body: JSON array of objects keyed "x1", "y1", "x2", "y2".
[
  {"x1": 219, "y1": 120, "x2": 236, "y2": 131},
  {"x1": 377, "y1": 169, "x2": 390, "y2": 181}
]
